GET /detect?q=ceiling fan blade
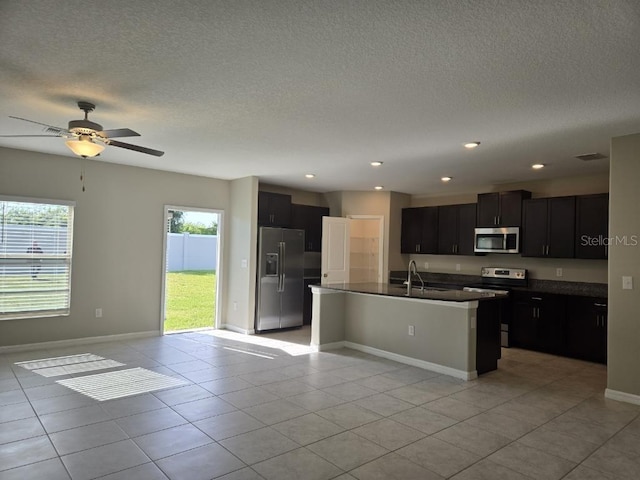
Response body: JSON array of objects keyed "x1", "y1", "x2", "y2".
[
  {"x1": 0, "y1": 134, "x2": 62, "y2": 137},
  {"x1": 9, "y1": 116, "x2": 69, "y2": 133},
  {"x1": 99, "y1": 128, "x2": 140, "y2": 139},
  {"x1": 108, "y1": 139, "x2": 165, "y2": 157}
]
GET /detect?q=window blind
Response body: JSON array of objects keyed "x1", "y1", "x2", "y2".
[{"x1": 0, "y1": 196, "x2": 74, "y2": 320}]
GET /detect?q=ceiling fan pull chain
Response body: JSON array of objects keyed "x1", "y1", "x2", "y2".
[{"x1": 80, "y1": 159, "x2": 86, "y2": 192}]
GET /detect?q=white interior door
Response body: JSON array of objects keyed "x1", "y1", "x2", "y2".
[{"x1": 321, "y1": 217, "x2": 350, "y2": 284}]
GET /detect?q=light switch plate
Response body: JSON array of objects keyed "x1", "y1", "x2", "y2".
[
  {"x1": 456, "y1": 264, "x2": 461, "y2": 271},
  {"x1": 241, "y1": 259, "x2": 248, "y2": 268},
  {"x1": 556, "y1": 268, "x2": 563, "y2": 277},
  {"x1": 408, "y1": 325, "x2": 415, "y2": 336},
  {"x1": 623, "y1": 276, "x2": 633, "y2": 290}
]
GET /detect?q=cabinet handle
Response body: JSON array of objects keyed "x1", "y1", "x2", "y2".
[
  {"x1": 546, "y1": 245, "x2": 549, "y2": 256},
  {"x1": 494, "y1": 216, "x2": 497, "y2": 225},
  {"x1": 596, "y1": 315, "x2": 601, "y2": 327},
  {"x1": 455, "y1": 244, "x2": 458, "y2": 254},
  {"x1": 542, "y1": 245, "x2": 546, "y2": 256},
  {"x1": 594, "y1": 303, "x2": 607, "y2": 307},
  {"x1": 531, "y1": 297, "x2": 542, "y2": 301}
]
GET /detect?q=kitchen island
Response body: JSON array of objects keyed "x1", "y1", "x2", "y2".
[{"x1": 310, "y1": 283, "x2": 505, "y2": 380}]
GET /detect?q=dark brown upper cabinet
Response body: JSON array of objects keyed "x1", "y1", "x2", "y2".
[
  {"x1": 522, "y1": 196, "x2": 576, "y2": 258},
  {"x1": 291, "y1": 204, "x2": 330, "y2": 252},
  {"x1": 401, "y1": 207, "x2": 438, "y2": 254},
  {"x1": 575, "y1": 193, "x2": 609, "y2": 259},
  {"x1": 437, "y1": 203, "x2": 477, "y2": 255},
  {"x1": 258, "y1": 191, "x2": 292, "y2": 227},
  {"x1": 476, "y1": 190, "x2": 531, "y2": 227}
]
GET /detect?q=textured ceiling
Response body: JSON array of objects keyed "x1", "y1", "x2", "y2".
[{"x1": 1, "y1": 0, "x2": 639, "y2": 195}]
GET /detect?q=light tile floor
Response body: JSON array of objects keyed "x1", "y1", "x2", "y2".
[{"x1": 1, "y1": 327, "x2": 639, "y2": 479}]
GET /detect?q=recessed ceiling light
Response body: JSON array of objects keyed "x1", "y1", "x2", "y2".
[
  {"x1": 374, "y1": 185, "x2": 384, "y2": 190},
  {"x1": 464, "y1": 142, "x2": 481, "y2": 149},
  {"x1": 305, "y1": 173, "x2": 315, "y2": 178},
  {"x1": 441, "y1": 176, "x2": 452, "y2": 182},
  {"x1": 370, "y1": 161, "x2": 383, "y2": 167},
  {"x1": 531, "y1": 164, "x2": 545, "y2": 170}
]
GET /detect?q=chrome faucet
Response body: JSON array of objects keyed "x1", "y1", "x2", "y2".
[{"x1": 405, "y1": 259, "x2": 425, "y2": 295}]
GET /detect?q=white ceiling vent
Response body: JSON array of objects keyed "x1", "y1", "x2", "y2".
[{"x1": 575, "y1": 152, "x2": 608, "y2": 161}]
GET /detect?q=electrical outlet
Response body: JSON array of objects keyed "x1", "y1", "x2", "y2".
[
  {"x1": 455, "y1": 264, "x2": 461, "y2": 271},
  {"x1": 95, "y1": 308, "x2": 102, "y2": 318},
  {"x1": 408, "y1": 325, "x2": 415, "y2": 336},
  {"x1": 233, "y1": 302, "x2": 238, "y2": 311},
  {"x1": 424, "y1": 262, "x2": 429, "y2": 269},
  {"x1": 241, "y1": 259, "x2": 248, "y2": 268},
  {"x1": 623, "y1": 276, "x2": 633, "y2": 290},
  {"x1": 556, "y1": 268, "x2": 563, "y2": 277}
]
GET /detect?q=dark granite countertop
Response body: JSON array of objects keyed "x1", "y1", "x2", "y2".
[
  {"x1": 389, "y1": 271, "x2": 607, "y2": 298},
  {"x1": 313, "y1": 282, "x2": 506, "y2": 302}
]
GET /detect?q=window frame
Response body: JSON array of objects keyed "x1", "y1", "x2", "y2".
[{"x1": 0, "y1": 195, "x2": 75, "y2": 321}]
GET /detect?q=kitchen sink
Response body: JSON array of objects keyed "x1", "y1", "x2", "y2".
[{"x1": 388, "y1": 285, "x2": 451, "y2": 296}]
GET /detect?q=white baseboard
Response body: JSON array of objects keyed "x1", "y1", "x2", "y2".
[
  {"x1": 605, "y1": 388, "x2": 640, "y2": 406},
  {"x1": 313, "y1": 341, "x2": 346, "y2": 352},
  {"x1": 344, "y1": 341, "x2": 477, "y2": 381},
  {"x1": 0, "y1": 331, "x2": 160, "y2": 354},
  {"x1": 219, "y1": 324, "x2": 255, "y2": 335}
]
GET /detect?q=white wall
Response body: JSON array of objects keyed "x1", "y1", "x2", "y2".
[
  {"x1": 607, "y1": 133, "x2": 640, "y2": 399},
  {"x1": 0, "y1": 147, "x2": 232, "y2": 347},
  {"x1": 222, "y1": 176, "x2": 258, "y2": 333}
]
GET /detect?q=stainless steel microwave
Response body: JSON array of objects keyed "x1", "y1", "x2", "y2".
[{"x1": 474, "y1": 227, "x2": 520, "y2": 254}]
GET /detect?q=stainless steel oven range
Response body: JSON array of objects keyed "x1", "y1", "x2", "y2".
[{"x1": 463, "y1": 267, "x2": 528, "y2": 347}]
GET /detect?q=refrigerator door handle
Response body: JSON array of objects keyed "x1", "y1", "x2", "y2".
[{"x1": 278, "y1": 241, "x2": 286, "y2": 292}]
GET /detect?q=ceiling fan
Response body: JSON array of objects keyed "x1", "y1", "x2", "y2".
[{"x1": 1, "y1": 101, "x2": 164, "y2": 158}]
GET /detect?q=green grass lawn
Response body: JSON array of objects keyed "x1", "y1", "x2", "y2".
[{"x1": 165, "y1": 270, "x2": 216, "y2": 331}]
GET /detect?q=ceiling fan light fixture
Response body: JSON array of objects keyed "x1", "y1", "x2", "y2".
[{"x1": 66, "y1": 135, "x2": 105, "y2": 158}]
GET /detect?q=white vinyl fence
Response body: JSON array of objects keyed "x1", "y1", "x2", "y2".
[{"x1": 167, "y1": 233, "x2": 218, "y2": 272}]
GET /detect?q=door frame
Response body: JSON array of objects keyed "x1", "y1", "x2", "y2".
[{"x1": 160, "y1": 205, "x2": 225, "y2": 335}]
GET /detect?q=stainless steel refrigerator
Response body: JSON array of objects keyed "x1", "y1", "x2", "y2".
[{"x1": 255, "y1": 227, "x2": 304, "y2": 332}]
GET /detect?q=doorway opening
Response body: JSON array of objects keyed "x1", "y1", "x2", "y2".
[
  {"x1": 349, "y1": 216, "x2": 384, "y2": 283},
  {"x1": 321, "y1": 215, "x2": 384, "y2": 284},
  {"x1": 162, "y1": 207, "x2": 222, "y2": 333}
]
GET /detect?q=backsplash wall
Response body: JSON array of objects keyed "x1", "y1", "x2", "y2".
[{"x1": 408, "y1": 253, "x2": 607, "y2": 284}]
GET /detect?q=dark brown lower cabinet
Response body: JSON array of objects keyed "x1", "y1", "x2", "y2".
[
  {"x1": 511, "y1": 291, "x2": 607, "y2": 364},
  {"x1": 511, "y1": 292, "x2": 566, "y2": 355},
  {"x1": 566, "y1": 297, "x2": 607, "y2": 364},
  {"x1": 303, "y1": 278, "x2": 319, "y2": 325},
  {"x1": 476, "y1": 299, "x2": 502, "y2": 374}
]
